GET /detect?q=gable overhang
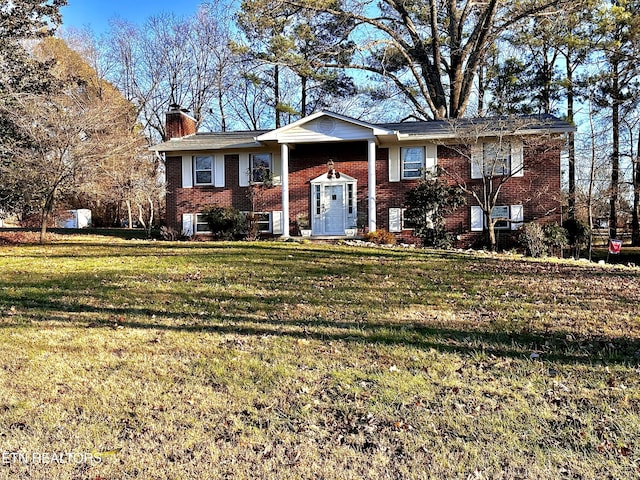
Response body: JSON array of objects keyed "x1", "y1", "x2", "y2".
[{"x1": 255, "y1": 111, "x2": 397, "y2": 144}]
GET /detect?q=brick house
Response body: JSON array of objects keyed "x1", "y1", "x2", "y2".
[{"x1": 151, "y1": 107, "x2": 574, "y2": 247}]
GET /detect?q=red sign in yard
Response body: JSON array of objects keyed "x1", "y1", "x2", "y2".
[{"x1": 608, "y1": 239, "x2": 623, "y2": 255}]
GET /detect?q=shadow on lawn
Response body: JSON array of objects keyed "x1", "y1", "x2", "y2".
[
  {"x1": 2, "y1": 293, "x2": 639, "y2": 366},
  {"x1": 2, "y1": 242, "x2": 639, "y2": 366},
  {"x1": 2, "y1": 239, "x2": 465, "y2": 262}
]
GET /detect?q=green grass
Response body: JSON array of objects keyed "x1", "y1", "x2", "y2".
[{"x1": 0, "y1": 237, "x2": 639, "y2": 479}]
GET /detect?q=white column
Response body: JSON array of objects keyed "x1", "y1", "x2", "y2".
[
  {"x1": 367, "y1": 139, "x2": 377, "y2": 233},
  {"x1": 281, "y1": 143, "x2": 290, "y2": 238}
]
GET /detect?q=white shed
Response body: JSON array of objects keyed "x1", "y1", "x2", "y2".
[{"x1": 64, "y1": 209, "x2": 92, "y2": 229}]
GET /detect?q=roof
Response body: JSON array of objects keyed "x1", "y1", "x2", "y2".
[
  {"x1": 255, "y1": 110, "x2": 395, "y2": 141},
  {"x1": 380, "y1": 114, "x2": 576, "y2": 139},
  {"x1": 150, "y1": 112, "x2": 575, "y2": 153},
  {"x1": 149, "y1": 130, "x2": 269, "y2": 152}
]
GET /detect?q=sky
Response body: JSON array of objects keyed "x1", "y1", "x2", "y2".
[{"x1": 60, "y1": 0, "x2": 204, "y2": 35}]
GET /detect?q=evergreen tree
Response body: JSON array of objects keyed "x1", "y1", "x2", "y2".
[
  {"x1": 404, "y1": 175, "x2": 466, "y2": 248},
  {"x1": 237, "y1": 0, "x2": 356, "y2": 126},
  {"x1": 244, "y1": 0, "x2": 575, "y2": 119}
]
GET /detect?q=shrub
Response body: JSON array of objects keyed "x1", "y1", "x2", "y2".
[
  {"x1": 420, "y1": 228, "x2": 458, "y2": 249},
  {"x1": 543, "y1": 222, "x2": 568, "y2": 257},
  {"x1": 518, "y1": 222, "x2": 546, "y2": 257},
  {"x1": 404, "y1": 176, "x2": 466, "y2": 249},
  {"x1": 201, "y1": 205, "x2": 248, "y2": 240},
  {"x1": 159, "y1": 226, "x2": 181, "y2": 241},
  {"x1": 518, "y1": 222, "x2": 569, "y2": 258},
  {"x1": 364, "y1": 229, "x2": 396, "y2": 245},
  {"x1": 563, "y1": 218, "x2": 590, "y2": 258}
]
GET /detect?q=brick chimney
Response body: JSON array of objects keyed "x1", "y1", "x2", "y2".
[{"x1": 165, "y1": 104, "x2": 197, "y2": 140}]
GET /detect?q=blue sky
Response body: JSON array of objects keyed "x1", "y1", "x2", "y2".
[{"x1": 60, "y1": 0, "x2": 204, "y2": 34}]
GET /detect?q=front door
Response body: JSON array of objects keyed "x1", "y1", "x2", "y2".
[
  {"x1": 323, "y1": 184, "x2": 345, "y2": 235},
  {"x1": 310, "y1": 172, "x2": 357, "y2": 236}
]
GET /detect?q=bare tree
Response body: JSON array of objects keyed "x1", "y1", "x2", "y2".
[
  {"x1": 106, "y1": 1, "x2": 239, "y2": 140},
  {"x1": 225, "y1": 67, "x2": 275, "y2": 130},
  {"x1": 0, "y1": 87, "x2": 108, "y2": 242},
  {"x1": 0, "y1": 36, "x2": 157, "y2": 241}
]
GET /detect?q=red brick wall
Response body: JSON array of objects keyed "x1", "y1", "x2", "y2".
[
  {"x1": 166, "y1": 154, "x2": 283, "y2": 231},
  {"x1": 387, "y1": 139, "x2": 563, "y2": 247},
  {"x1": 167, "y1": 143, "x2": 373, "y2": 234},
  {"x1": 165, "y1": 110, "x2": 197, "y2": 140},
  {"x1": 166, "y1": 137, "x2": 563, "y2": 247},
  {"x1": 288, "y1": 142, "x2": 371, "y2": 226}
]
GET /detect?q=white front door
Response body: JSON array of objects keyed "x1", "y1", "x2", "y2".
[
  {"x1": 310, "y1": 172, "x2": 357, "y2": 236},
  {"x1": 323, "y1": 184, "x2": 345, "y2": 235}
]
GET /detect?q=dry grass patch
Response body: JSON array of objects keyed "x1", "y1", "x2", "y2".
[{"x1": 0, "y1": 239, "x2": 638, "y2": 479}]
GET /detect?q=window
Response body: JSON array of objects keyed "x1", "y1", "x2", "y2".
[
  {"x1": 470, "y1": 205, "x2": 523, "y2": 232},
  {"x1": 402, "y1": 208, "x2": 432, "y2": 230},
  {"x1": 401, "y1": 147, "x2": 425, "y2": 179},
  {"x1": 195, "y1": 214, "x2": 211, "y2": 234},
  {"x1": 250, "y1": 153, "x2": 272, "y2": 183},
  {"x1": 255, "y1": 212, "x2": 271, "y2": 232},
  {"x1": 194, "y1": 156, "x2": 214, "y2": 185},
  {"x1": 347, "y1": 184, "x2": 354, "y2": 214},
  {"x1": 315, "y1": 185, "x2": 321, "y2": 215},
  {"x1": 245, "y1": 212, "x2": 272, "y2": 233},
  {"x1": 389, "y1": 207, "x2": 427, "y2": 232},
  {"x1": 390, "y1": 145, "x2": 436, "y2": 182},
  {"x1": 491, "y1": 205, "x2": 510, "y2": 230},
  {"x1": 483, "y1": 142, "x2": 511, "y2": 176},
  {"x1": 401, "y1": 209, "x2": 418, "y2": 230},
  {"x1": 471, "y1": 140, "x2": 523, "y2": 179}
]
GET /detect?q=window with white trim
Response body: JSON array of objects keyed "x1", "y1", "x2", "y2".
[
  {"x1": 401, "y1": 147, "x2": 425, "y2": 179},
  {"x1": 195, "y1": 213, "x2": 212, "y2": 234},
  {"x1": 194, "y1": 156, "x2": 214, "y2": 185},
  {"x1": 491, "y1": 205, "x2": 510, "y2": 230},
  {"x1": 243, "y1": 211, "x2": 272, "y2": 233},
  {"x1": 401, "y1": 208, "x2": 419, "y2": 230},
  {"x1": 254, "y1": 212, "x2": 271, "y2": 233},
  {"x1": 483, "y1": 142, "x2": 511, "y2": 176},
  {"x1": 315, "y1": 185, "x2": 321, "y2": 215},
  {"x1": 347, "y1": 183, "x2": 354, "y2": 215},
  {"x1": 470, "y1": 205, "x2": 524, "y2": 231},
  {"x1": 389, "y1": 207, "x2": 431, "y2": 232},
  {"x1": 471, "y1": 140, "x2": 523, "y2": 179},
  {"x1": 250, "y1": 153, "x2": 272, "y2": 183}
]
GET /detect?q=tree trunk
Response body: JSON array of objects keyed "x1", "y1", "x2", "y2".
[
  {"x1": 126, "y1": 200, "x2": 133, "y2": 229},
  {"x1": 274, "y1": 65, "x2": 281, "y2": 128},
  {"x1": 39, "y1": 211, "x2": 48, "y2": 245},
  {"x1": 39, "y1": 192, "x2": 56, "y2": 245},
  {"x1": 609, "y1": 59, "x2": 620, "y2": 240},
  {"x1": 487, "y1": 215, "x2": 497, "y2": 251},
  {"x1": 632, "y1": 130, "x2": 640, "y2": 245},
  {"x1": 477, "y1": 65, "x2": 485, "y2": 117},
  {"x1": 566, "y1": 52, "x2": 576, "y2": 220},
  {"x1": 216, "y1": 60, "x2": 227, "y2": 132},
  {"x1": 147, "y1": 196, "x2": 155, "y2": 237},
  {"x1": 587, "y1": 96, "x2": 598, "y2": 261},
  {"x1": 137, "y1": 203, "x2": 147, "y2": 230}
]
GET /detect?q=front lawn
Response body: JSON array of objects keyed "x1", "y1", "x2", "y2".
[{"x1": 0, "y1": 238, "x2": 638, "y2": 479}]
